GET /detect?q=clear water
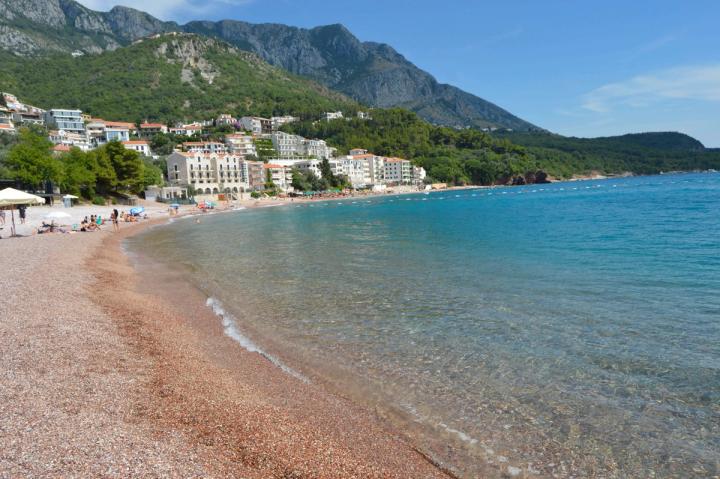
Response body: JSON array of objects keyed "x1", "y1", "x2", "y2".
[{"x1": 129, "y1": 172, "x2": 720, "y2": 477}]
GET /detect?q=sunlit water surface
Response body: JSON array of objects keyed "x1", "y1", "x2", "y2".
[{"x1": 129, "y1": 172, "x2": 720, "y2": 477}]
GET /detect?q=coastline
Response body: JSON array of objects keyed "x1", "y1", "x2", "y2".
[{"x1": 0, "y1": 216, "x2": 454, "y2": 477}]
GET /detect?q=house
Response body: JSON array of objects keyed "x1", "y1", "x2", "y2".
[
  {"x1": 271, "y1": 115, "x2": 299, "y2": 130},
  {"x1": 169, "y1": 123, "x2": 203, "y2": 136},
  {"x1": 122, "y1": 140, "x2": 151, "y2": 156},
  {"x1": 225, "y1": 133, "x2": 257, "y2": 158},
  {"x1": 357, "y1": 111, "x2": 372, "y2": 120},
  {"x1": 239, "y1": 116, "x2": 272, "y2": 135},
  {"x1": 48, "y1": 129, "x2": 92, "y2": 151},
  {"x1": 104, "y1": 121, "x2": 132, "y2": 143},
  {"x1": 85, "y1": 118, "x2": 107, "y2": 142},
  {"x1": 139, "y1": 123, "x2": 168, "y2": 137},
  {"x1": 166, "y1": 151, "x2": 249, "y2": 196},
  {"x1": 11, "y1": 111, "x2": 44, "y2": 126},
  {"x1": 44, "y1": 109, "x2": 85, "y2": 135},
  {"x1": 215, "y1": 114, "x2": 236, "y2": 126},
  {"x1": 324, "y1": 111, "x2": 344, "y2": 121},
  {"x1": 0, "y1": 123, "x2": 15, "y2": 134}
]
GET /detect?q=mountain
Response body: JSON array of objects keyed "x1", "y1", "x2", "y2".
[
  {"x1": 0, "y1": 33, "x2": 356, "y2": 122},
  {"x1": 0, "y1": 0, "x2": 538, "y2": 131}
]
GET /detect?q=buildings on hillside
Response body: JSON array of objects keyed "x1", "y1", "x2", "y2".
[{"x1": 2, "y1": 92, "x2": 428, "y2": 198}]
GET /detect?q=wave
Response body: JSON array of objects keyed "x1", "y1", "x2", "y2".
[{"x1": 205, "y1": 297, "x2": 309, "y2": 383}]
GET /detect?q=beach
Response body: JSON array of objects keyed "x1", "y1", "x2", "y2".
[{"x1": 0, "y1": 217, "x2": 452, "y2": 477}]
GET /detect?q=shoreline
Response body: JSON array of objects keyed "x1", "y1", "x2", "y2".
[{"x1": 0, "y1": 214, "x2": 455, "y2": 477}]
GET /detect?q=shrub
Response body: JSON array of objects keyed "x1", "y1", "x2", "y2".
[{"x1": 92, "y1": 196, "x2": 106, "y2": 206}]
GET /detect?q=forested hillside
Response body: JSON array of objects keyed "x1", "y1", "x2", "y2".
[{"x1": 0, "y1": 34, "x2": 357, "y2": 123}]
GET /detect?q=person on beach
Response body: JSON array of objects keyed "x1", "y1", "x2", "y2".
[
  {"x1": 0, "y1": 208, "x2": 5, "y2": 225},
  {"x1": 112, "y1": 209, "x2": 120, "y2": 232},
  {"x1": 18, "y1": 205, "x2": 26, "y2": 224}
]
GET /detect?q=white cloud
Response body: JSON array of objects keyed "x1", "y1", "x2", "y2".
[
  {"x1": 582, "y1": 64, "x2": 720, "y2": 112},
  {"x1": 76, "y1": 0, "x2": 254, "y2": 20}
]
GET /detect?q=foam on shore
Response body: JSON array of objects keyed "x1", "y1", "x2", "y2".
[{"x1": 205, "y1": 297, "x2": 309, "y2": 383}]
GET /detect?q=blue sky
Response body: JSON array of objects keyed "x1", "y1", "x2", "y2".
[{"x1": 79, "y1": 0, "x2": 720, "y2": 146}]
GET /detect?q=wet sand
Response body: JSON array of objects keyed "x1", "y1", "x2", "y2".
[{"x1": 0, "y1": 220, "x2": 453, "y2": 477}]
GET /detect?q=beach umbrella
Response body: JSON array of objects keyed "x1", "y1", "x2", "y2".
[
  {"x1": 0, "y1": 188, "x2": 44, "y2": 237},
  {"x1": 62, "y1": 194, "x2": 79, "y2": 199},
  {"x1": 0, "y1": 188, "x2": 44, "y2": 207},
  {"x1": 129, "y1": 206, "x2": 145, "y2": 216},
  {"x1": 170, "y1": 203, "x2": 180, "y2": 208}
]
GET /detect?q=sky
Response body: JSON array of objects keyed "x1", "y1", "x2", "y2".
[{"x1": 77, "y1": 0, "x2": 720, "y2": 147}]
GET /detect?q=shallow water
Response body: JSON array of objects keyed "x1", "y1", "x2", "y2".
[{"x1": 129, "y1": 172, "x2": 720, "y2": 477}]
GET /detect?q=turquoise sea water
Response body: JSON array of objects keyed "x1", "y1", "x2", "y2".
[{"x1": 129, "y1": 172, "x2": 720, "y2": 477}]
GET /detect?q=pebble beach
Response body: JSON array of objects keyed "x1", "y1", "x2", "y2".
[{"x1": 0, "y1": 214, "x2": 452, "y2": 477}]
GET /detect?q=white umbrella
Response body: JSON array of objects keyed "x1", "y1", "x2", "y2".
[
  {"x1": 63, "y1": 194, "x2": 79, "y2": 199},
  {"x1": 0, "y1": 188, "x2": 44, "y2": 237},
  {"x1": 0, "y1": 188, "x2": 44, "y2": 206}
]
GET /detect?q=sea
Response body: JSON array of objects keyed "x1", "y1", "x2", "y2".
[{"x1": 127, "y1": 172, "x2": 720, "y2": 478}]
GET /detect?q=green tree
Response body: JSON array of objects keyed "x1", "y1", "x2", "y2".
[
  {"x1": 5, "y1": 127, "x2": 61, "y2": 189},
  {"x1": 104, "y1": 141, "x2": 145, "y2": 192},
  {"x1": 60, "y1": 147, "x2": 97, "y2": 198}
]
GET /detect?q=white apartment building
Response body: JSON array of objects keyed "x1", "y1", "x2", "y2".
[
  {"x1": 338, "y1": 156, "x2": 372, "y2": 188},
  {"x1": 263, "y1": 163, "x2": 292, "y2": 191},
  {"x1": 122, "y1": 140, "x2": 151, "y2": 156},
  {"x1": 225, "y1": 133, "x2": 257, "y2": 158},
  {"x1": 271, "y1": 131, "x2": 304, "y2": 158},
  {"x1": 167, "y1": 151, "x2": 249, "y2": 195},
  {"x1": 44, "y1": 109, "x2": 85, "y2": 135},
  {"x1": 384, "y1": 158, "x2": 413, "y2": 185},
  {"x1": 271, "y1": 115, "x2": 299, "y2": 130},
  {"x1": 303, "y1": 138, "x2": 333, "y2": 159},
  {"x1": 413, "y1": 165, "x2": 427, "y2": 184},
  {"x1": 271, "y1": 158, "x2": 342, "y2": 180}
]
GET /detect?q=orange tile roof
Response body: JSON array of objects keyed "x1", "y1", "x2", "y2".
[
  {"x1": 264, "y1": 163, "x2": 284, "y2": 169},
  {"x1": 140, "y1": 123, "x2": 166, "y2": 128},
  {"x1": 53, "y1": 144, "x2": 71, "y2": 152},
  {"x1": 122, "y1": 140, "x2": 149, "y2": 145}
]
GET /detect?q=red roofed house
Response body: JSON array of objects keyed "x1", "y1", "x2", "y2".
[{"x1": 139, "y1": 122, "x2": 168, "y2": 137}]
